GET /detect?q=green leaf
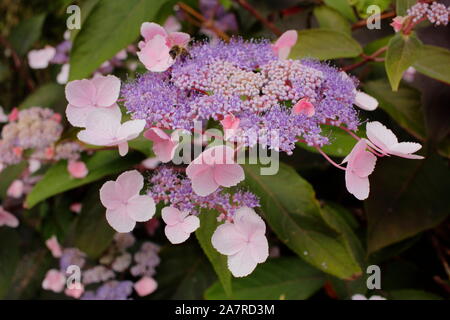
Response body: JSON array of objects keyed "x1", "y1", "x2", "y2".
[
  {"x1": 363, "y1": 80, "x2": 426, "y2": 140},
  {"x1": 290, "y1": 29, "x2": 362, "y2": 60},
  {"x1": 69, "y1": 0, "x2": 167, "y2": 80},
  {"x1": 387, "y1": 289, "x2": 443, "y2": 300},
  {"x1": 366, "y1": 154, "x2": 450, "y2": 253},
  {"x1": 296, "y1": 126, "x2": 358, "y2": 157},
  {"x1": 70, "y1": 0, "x2": 101, "y2": 41},
  {"x1": 205, "y1": 258, "x2": 325, "y2": 300},
  {"x1": 151, "y1": 244, "x2": 217, "y2": 300},
  {"x1": 385, "y1": 32, "x2": 423, "y2": 91},
  {"x1": 323, "y1": 0, "x2": 357, "y2": 22},
  {"x1": 73, "y1": 186, "x2": 115, "y2": 258},
  {"x1": 0, "y1": 161, "x2": 27, "y2": 200},
  {"x1": 4, "y1": 248, "x2": 52, "y2": 299},
  {"x1": 196, "y1": 210, "x2": 232, "y2": 297},
  {"x1": 413, "y1": 45, "x2": 450, "y2": 85},
  {"x1": 320, "y1": 204, "x2": 366, "y2": 269},
  {"x1": 0, "y1": 229, "x2": 20, "y2": 298},
  {"x1": 18, "y1": 83, "x2": 66, "y2": 113},
  {"x1": 8, "y1": 14, "x2": 46, "y2": 56},
  {"x1": 25, "y1": 150, "x2": 144, "y2": 209},
  {"x1": 313, "y1": 6, "x2": 351, "y2": 35},
  {"x1": 244, "y1": 163, "x2": 362, "y2": 279},
  {"x1": 396, "y1": 0, "x2": 417, "y2": 16}
]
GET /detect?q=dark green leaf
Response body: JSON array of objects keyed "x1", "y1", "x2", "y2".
[
  {"x1": 9, "y1": 14, "x2": 46, "y2": 56},
  {"x1": 128, "y1": 135, "x2": 154, "y2": 157},
  {"x1": 196, "y1": 210, "x2": 232, "y2": 297},
  {"x1": 363, "y1": 80, "x2": 426, "y2": 140},
  {"x1": 151, "y1": 244, "x2": 217, "y2": 300},
  {"x1": 244, "y1": 163, "x2": 362, "y2": 279},
  {"x1": 366, "y1": 154, "x2": 450, "y2": 253},
  {"x1": 385, "y1": 32, "x2": 422, "y2": 91},
  {"x1": 356, "y1": 0, "x2": 393, "y2": 19},
  {"x1": 69, "y1": 0, "x2": 167, "y2": 80},
  {"x1": 313, "y1": 6, "x2": 351, "y2": 35},
  {"x1": 205, "y1": 258, "x2": 325, "y2": 300},
  {"x1": 18, "y1": 83, "x2": 66, "y2": 113},
  {"x1": 290, "y1": 29, "x2": 362, "y2": 60},
  {"x1": 25, "y1": 150, "x2": 144, "y2": 208},
  {"x1": 0, "y1": 229, "x2": 20, "y2": 298},
  {"x1": 73, "y1": 187, "x2": 115, "y2": 258},
  {"x1": 413, "y1": 45, "x2": 450, "y2": 85}
]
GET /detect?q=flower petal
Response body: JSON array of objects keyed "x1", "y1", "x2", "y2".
[
  {"x1": 161, "y1": 206, "x2": 183, "y2": 226},
  {"x1": 117, "y1": 119, "x2": 146, "y2": 141},
  {"x1": 214, "y1": 163, "x2": 245, "y2": 188},
  {"x1": 106, "y1": 207, "x2": 136, "y2": 233},
  {"x1": 140, "y1": 22, "x2": 167, "y2": 42},
  {"x1": 92, "y1": 75, "x2": 121, "y2": 107},
  {"x1": 126, "y1": 195, "x2": 156, "y2": 222},
  {"x1": 366, "y1": 121, "x2": 398, "y2": 151},
  {"x1": 190, "y1": 165, "x2": 219, "y2": 196},
  {"x1": 167, "y1": 32, "x2": 190, "y2": 47},
  {"x1": 99, "y1": 180, "x2": 122, "y2": 210},
  {"x1": 165, "y1": 224, "x2": 190, "y2": 244},
  {"x1": 249, "y1": 233, "x2": 269, "y2": 263},
  {"x1": 227, "y1": 245, "x2": 258, "y2": 277},
  {"x1": 345, "y1": 170, "x2": 370, "y2": 201},
  {"x1": 211, "y1": 223, "x2": 246, "y2": 256},
  {"x1": 181, "y1": 215, "x2": 200, "y2": 233},
  {"x1": 115, "y1": 170, "x2": 144, "y2": 201},
  {"x1": 354, "y1": 91, "x2": 378, "y2": 111},
  {"x1": 65, "y1": 79, "x2": 96, "y2": 107}
]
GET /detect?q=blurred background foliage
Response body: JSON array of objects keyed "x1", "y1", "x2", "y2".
[{"x1": 0, "y1": 0, "x2": 449, "y2": 300}]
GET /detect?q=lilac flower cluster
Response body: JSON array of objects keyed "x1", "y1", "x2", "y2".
[
  {"x1": 122, "y1": 38, "x2": 359, "y2": 153},
  {"x1": 148, "y1": 166, "x2": 259, "y2": 219},
  {"x1": 54, "y1": 233, "x2": 160, "y2": 300},
  {"x1": 407, "y1": 1, "x2": 449, "y2": 26}
]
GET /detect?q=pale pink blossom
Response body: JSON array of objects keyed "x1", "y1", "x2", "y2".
[
  {"x1": 342, "y1": 139, "x2": 377, "y2": 200},
  {"x1": 161, "y1": 206, "x2": 200, "y2": 244},
  {"x1": 77, "y1": 110, "x2": 146, "y2": 156},
  {"x1": 28, "y1": 46, "x2": 56, "y2": 69},
  {"x1": 354, "y1": 91, "x2": 378, "y2": 111},
  {"x1": 134, "y1": 276, "x2": 158, "y2": 296},
  {"x1": 144, "y1": 128, "x2": 179, "y2": 163},
  {"x1": 366, "y1": 121, "x2": 424, "y2": 159},
  {"x1": 221, "y1": 114, "x2": 240, "y2": 140},
  {"x1": 57, "y1": 63, "x2": 70, "y2": 84},
  {"x1": 390, "y1": 16, "x2": 405, "y2": 32},
  {"x1": 7, "y1": 180, "x2": 24, "y2": 198},
  {"x1": 67, "y1": 160, "x2": 88, "y2": 179},
  {"x1": 100, "y1": 170, "x2": 156, "y2": 233},
  {"x1": 42, "y1": 269, "x2": 66, "y2": 293},
  {"x1": 137, "y1": 22, "x2": 190, "y2": 72},
  {"x1": 272, "y1": 30, "x2": 297, "y2": 60},
  {"x1": 45, "y1": 235, "x2": 63, "y2": 258},
  {"x1": 70, "y1": 203, "x2": 82, "y2": 214},
  {"x1": 186, "y1": 145, "x2": 245, "y2": 196},
  {"x1": 65, "y1": 75, "x2": 121, "y2": 127},
  {"x1": 212, "y1": 207, "x2": 269, "y2": 277},
  {"x1": 65, "y1": 284, "x2": 84, "y2": 299},
  {"x1": 292, "y1": 98, "x2": 315, "y2": 117},
  {"x1": 0, "y1": 206, "x2": 19, "y2": 228}
]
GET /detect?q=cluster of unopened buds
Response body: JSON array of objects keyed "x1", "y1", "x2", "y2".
[
  {"x1": 390, "y1": 1, "x2": 449, "y2": 33},
  {"x1": 42, "y1": 233, "x2": 160, "y2": 299},
  {"x1": 61, "y1": 21, "x2": 424, "y2": 277}
]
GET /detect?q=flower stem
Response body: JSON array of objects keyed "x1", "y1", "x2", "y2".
[{"x1": 315, "y1": 147, "x2": 346, "y2": 171}]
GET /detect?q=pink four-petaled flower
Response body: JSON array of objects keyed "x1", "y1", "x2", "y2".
[
  {"x1": 272, "y1": 30, "x2": 298, "y2": 60},
  {"x1": 144, "y1": 128, "x2": 179, "y2": 163},
  {"x1": 161, "y1": 206, "x2": 200, "y2": 244},
  {"x1": 212, "y1": 207, "x2": 269, "y2": 277},
  {"x1": 186, "y1": 146, "x2": 245, "y2": 196}
]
